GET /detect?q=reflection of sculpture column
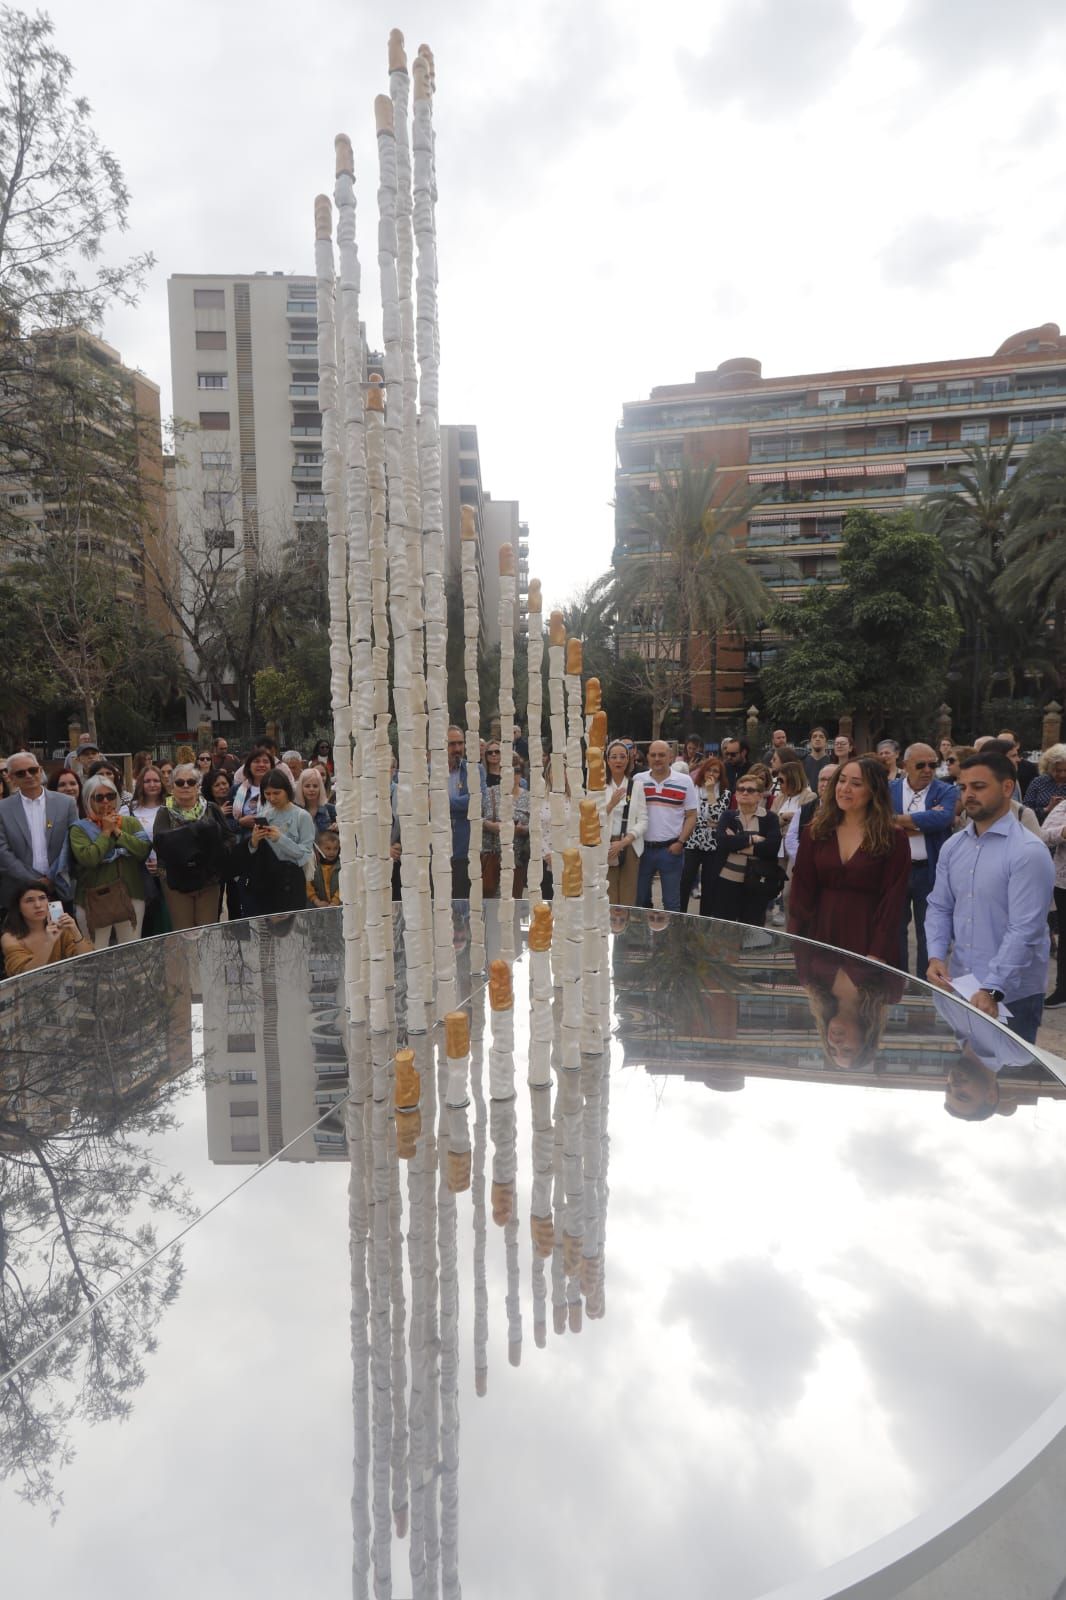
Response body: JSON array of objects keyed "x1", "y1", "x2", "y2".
[
  {"x1": 408, "y1": 1026, "x2": 439, "y2": 1595},
  {"x1": 488, "y1": 959, "x2": 521, "y2": 1367},
  {"x1": 528, "y1": 902, "x2": 554, "y2": 1088},
  {"x1": 440, "y1": 1010, "x2": 469, "y2": 1600},
  {"x1": 413, "y1": 47, "x2": 456, "y2": 1021},
  {"x1": 348, "y1": 1024, "x2": 372, "y2": 1593},
  {"x1": 580, "y1": 1051, "x2": 606, "y2": 1322},
  {"x1": 470, "y1": 986, "x2": 489, "y2": 1397},
  {"x1": 461, "y1": 502, "x2": 483, "y2": 902},
  {"x1": 497, "y1": 544, "x2": 517, "y2": 956},
  {"x1": 564, "y1": 637, "x2": 585, "y2": 845},
  {"x1": 526, "y1": 579, "x2": 545, "y2": 903},
  {"x1": 559, "y1": 848, "x2": 584, "y2": 1073},
  {"x1": 369, "y1": 1031, "x2": 394, "y2": 1591}
]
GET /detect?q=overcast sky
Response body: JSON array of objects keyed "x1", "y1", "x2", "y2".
[{"x1": 38, "y1": 0, "x2": 1066, "y2": 610}]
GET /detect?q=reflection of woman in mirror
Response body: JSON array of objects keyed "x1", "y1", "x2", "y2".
[{"x1": 797, "y1": 947, "x2": 902, "y2": 1070}]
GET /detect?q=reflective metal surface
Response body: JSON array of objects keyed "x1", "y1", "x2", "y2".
[{"x1": 3, "y1": 907, "x2": 1066, "y2": 1598}]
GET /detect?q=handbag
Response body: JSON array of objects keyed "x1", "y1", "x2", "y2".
[
  {"x1": 614, "y1": 778, "x2": 634, "y2": 869},
  {"x1": 85, "y1": 877, "x2": 136, "y2": 934},
  {"x1": 743, "y1": 855, "x2": 786, "y2": 899}
]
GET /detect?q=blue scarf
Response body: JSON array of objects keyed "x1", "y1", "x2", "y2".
[{"x1": 77, "y1": 815, "x2": 150, "y2": 860}]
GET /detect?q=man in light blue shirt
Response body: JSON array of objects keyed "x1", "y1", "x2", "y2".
[{"x1": 925, "y1": 750, "x2": 1054, "y2": 1045}]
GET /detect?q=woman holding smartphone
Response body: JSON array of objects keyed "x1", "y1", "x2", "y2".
[
  {"x1": 247, "y1": 766, "x2": 316, "y2": 913},
  {"x1": 2, "y1": 881, "x2": 92, "y2": 975}
]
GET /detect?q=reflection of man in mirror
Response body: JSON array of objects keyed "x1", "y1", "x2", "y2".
[
  {"x1": 934, "y1": 989, "x2": 1039, "y2": 1119},
  {"x1": 945, "y1": 1050, "x2": 1019, "y2": 1120}
]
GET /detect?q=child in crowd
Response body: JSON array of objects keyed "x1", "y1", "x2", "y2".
[{"x1": 308, "y1": 827, "x2": 341, "y2": 907}]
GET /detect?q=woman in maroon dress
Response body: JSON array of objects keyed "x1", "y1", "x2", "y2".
[{"x1": 788, "y1": 756, "x2": 911, "y2": 965}]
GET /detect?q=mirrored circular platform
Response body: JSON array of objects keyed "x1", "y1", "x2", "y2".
[{"x1": 3, "y1": 906, "x2": 1066, "y2": 1599}]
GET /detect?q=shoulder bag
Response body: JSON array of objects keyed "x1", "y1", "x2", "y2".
[{"x1": 615, "y1": 778, "x2": 635, "y2": 869}]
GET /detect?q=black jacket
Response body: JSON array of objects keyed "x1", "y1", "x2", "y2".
[{"x1": 153, "y1": 802, "x2": 229, "y2": 893}]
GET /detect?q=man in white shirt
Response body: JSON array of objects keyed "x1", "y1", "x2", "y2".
[
  {"x1": 635, "y1": 741, "x2": 697, "y2": 912},
  {"x1": 0, "y1": 751, "x2": 77, "y2": 909}
]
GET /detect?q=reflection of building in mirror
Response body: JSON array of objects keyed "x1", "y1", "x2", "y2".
[
  {"x1": 201, "y1": 915, "x2": 349, "y2": 1163},
  {"x1": 610, "y1": 917, "x2": 1066, "y2": 1105}
]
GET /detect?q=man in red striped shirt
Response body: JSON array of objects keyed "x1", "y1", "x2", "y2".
[{"x1": 635, "y1": 741, "x2": 698, "y2": 912}]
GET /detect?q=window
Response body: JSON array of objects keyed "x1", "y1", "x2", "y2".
[
  {"x1": 194, "y1": 288, "x2": 225, "y2": 308},
  {"x1": 818, "y1": 388, "x2": 845, "y2": 407},
  {"x1": 875, "y1": 383, "x2": 899, "y2": 400},
  {"x1": 946, "y1": 380, "x2": 973, "y2": 397},
  {"x1": 203, "y1": 489, "x2": 237, "y2": 511},
  {"x1": 874, "y1": 429, "x2": 900, "y2": 448},
  {"x1": 911, "y1": 382, "x2": 938, "y2": 400},
  {"x1": 229, "y1": 1070, "x2": 257, "y2": 1083},
  {"x1": 199, "y1": 411, "x2": 230, "y2": 430},
  {"x1": 908, "y1": 425, "x2": 931, "y2": 448},
  {"x1": 906, "y1": 468, "x2": 930, "y2": 489},
  {"x1": 227, "y1": 1032, "x2": 256, "y2": 1052},
  {"x1": 196, "y1": 330, "x2": 227, "y2": 350},
  {"x1": 230, "y1": 1133, "x2": 261, "y2": 1152},
  {"x1": 296, "y1": 452, "x2": 323, "y2": 466},
  {"x1": 201, "y1": 451, "x2": 231, "y2": 468},
  {"x1": 960, "y1": 420, "x2": 989, "y2": 444},
  {"x1": 198, "y1": 372, "x2": 228, "y2": 390},
  {"x1": 206, "y1": 528, "x2": 236, "y2": 550},
  {"x1": 229, "y1": 1100, "x2": 259, "y2": 1117},
  {"x1": 1009, "y1": 412, "x2": 1066, "y2": 442}
]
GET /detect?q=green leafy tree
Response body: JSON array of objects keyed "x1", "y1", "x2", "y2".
[
  {"x1": 761, "y1": 508, "x2": 959, "y2": 748},
  {"x1": 995, "y1": 430, "x2": 1066, "y2": 688},
  {"x1": 611, "y1": 464, "x2": 774, "y2": 737}
]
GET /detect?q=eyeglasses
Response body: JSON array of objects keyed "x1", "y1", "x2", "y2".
[
  {"x1": 9, "y1": 765, "x2": 40, "y2": 777},
  {"x1": 912, "y1": 761, "x2": 937, "y2": 769},
  {"x1": 173, "y1": 778, "x2": 198, "y2": 787}
]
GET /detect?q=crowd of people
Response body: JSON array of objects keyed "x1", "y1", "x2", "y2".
[
  {"x1": 2, "y1": 718, "x2": 1062, "y2": 1051},
  {"x1": 0, "y1": 735, "x2": 338, "y2": 974}
]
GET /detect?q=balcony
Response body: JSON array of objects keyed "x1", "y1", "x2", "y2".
[
  {"x1": 288, "y1": 342, "x2": 317, "y2": 361},
  {"x1": 291, "y1": 422, "x2": 322, "y2": 439},
  {"x1": 617, "y1": 378, "x2": 1066, "y2": 437},
  {"x1": 294, "y1": 503, "x2": 325, "y2": 522},
  {"x1": 289, "y1": 383, "x2": 319, "y2": 399},
  {"x1": 292, "y1": 465, "x2": 322, "y2": 481},
  {"x1": 286, "y1": 300, "x2": 317, "y2": 318}
]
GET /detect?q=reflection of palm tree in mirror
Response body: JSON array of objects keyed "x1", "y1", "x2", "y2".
[{"x1": 0, "y1": 939, "x2": 197, "y2": 1512}]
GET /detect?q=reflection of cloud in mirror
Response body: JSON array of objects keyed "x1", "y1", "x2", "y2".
[
  {"x1": 843, "y1": 1124, "x2": 941, "y2": 1197},
  {"x1": 663, "y1": 1259, "x2": 823, "y2": 1413},
  {"x1": 891, "y1": 0, "x2": 1066, "y2": 73},
  {"x1": 854, "y1": 1283, "x2": 1059, "y2": 1491}
]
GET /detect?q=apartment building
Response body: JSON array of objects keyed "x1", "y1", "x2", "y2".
[
  {"x1": 615, "y1": 321, "x2": 1066, "y2": 716},
  {"x1": 168, "y1": 278, "x2": 527, "y2": 696},
  {"x1": 440, "y1": 423, "x2": 527, "y2": 647},
  {"x1": 0, "y1": 327, "x2": 172, "y2": 632}
]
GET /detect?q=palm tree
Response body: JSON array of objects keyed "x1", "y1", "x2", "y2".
[
  {"x1": 995, "y1": 430, "x2": 1066, "y2": 686},
  {"x1": 611, "y1": 464, "x2": 775, "y2": 737},
  {"x1": 918, "y1": 440, "x2": 1038, "y2": 731}
]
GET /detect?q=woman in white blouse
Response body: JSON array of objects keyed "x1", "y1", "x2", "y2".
[{"x1": 605, "y1": 739, "x2": 647, "y2": 906}]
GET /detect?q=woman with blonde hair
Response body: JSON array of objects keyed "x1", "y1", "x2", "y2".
[
  {"x1": 295, "y1": 765, "x2": 337, "y2": 831},
  {"x1": 1022, "y1": 742, "x2": 1066, "y2": 822},
  {"x1": 788, "y1": 756, "x2": 910, "y2": 964}
]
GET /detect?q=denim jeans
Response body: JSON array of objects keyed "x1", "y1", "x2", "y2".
[
  {"x1": 1006, "y1": 991, "x2": 1044, "y2": 1045},
  {"x1": 900, "y1": 859, "x2": 934, "y2": 977},
  {"x1": 636, "y1": 842, "x2": 684, "y2": 912}
]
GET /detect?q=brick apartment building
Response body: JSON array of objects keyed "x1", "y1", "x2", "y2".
[{"x1": 614, "y1": 321, "x2": 1066, "y2": 719}]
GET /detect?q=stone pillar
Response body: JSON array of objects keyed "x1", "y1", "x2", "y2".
[
  {"x1": 196, "y1": 717, "x2": 213, "y2": 752},
  {"x1": 838, "y1": 713, "x2": 854, "y2": 748},
  {"x1": 68, "y1": 719, "x2": 81, "y2": 753},
  {"x1": 746, "y1": 705, "x2": 759, "y2": 742},
  {"x1": 935, "y1": 702, "x2": 952, "y2": 743},
  {"x1": 1042, "y1": 702, "x2": 1062, "y2": 751},
  {"x1": 265, "y1": 718, "x2": 281, "y2": 750}
]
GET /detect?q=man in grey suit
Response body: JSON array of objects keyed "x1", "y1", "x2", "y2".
[{"x1": 0, "y1": 751, "x2": 77, "y2": 909}]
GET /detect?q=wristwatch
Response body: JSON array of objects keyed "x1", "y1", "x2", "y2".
[{"x1": 985, "y1": 987, "x2": 1005, "y2": 1004}]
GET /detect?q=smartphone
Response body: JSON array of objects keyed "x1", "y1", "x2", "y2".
[{"x1": 48, "y1": 901, "x2": 64, "y2": 923}]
